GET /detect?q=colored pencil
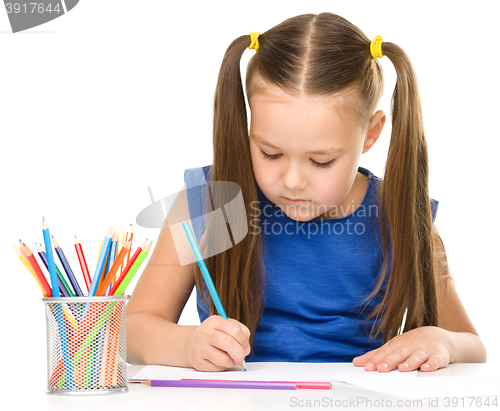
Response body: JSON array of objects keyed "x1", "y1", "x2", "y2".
[
  {"x1": 88, "y1": 227, "x2": 113, "y2": 297},
  {"x1": 124, "y1": 224, "x2": 133, "y2": 271},
  {"x1": 15, "y1": 243, "x2": 35, "y2": 276},
  {"x1": 98, "y1": 244, "x2": 111, "y2": 288},
  {"x1": 52, "y1": 236, "x2": 84, "y2": 297},
  {"x1": 42, "y1": 216, "x2": 60, "y2": 297},
  {"x1": 20, "y1": 243, "x2": 53, "y2": 297},
  {"x1": 106, "y1": 230, "x2": 118, "y2": 276},
  {"x1": 182, "y1": 221, "x2": 247, "y2": 372},
  {"x1": 182, "y1": 379, "x2": 333, "y2": 390},
  {"x1": 14, "y1": 244, "x2": 46, "y2": 296},
  {"x1": 96, "y1": 240, "x2": 131, "y2": 296},
  {"x1": 37, "y1": 243, "x2": 73, "y2": 297},
  {"x1": 141, "y1": 380, "x2": 297, "y2": 390},
  {"x1": 96, "y1": 236, "x2": 104, "y2": 265},
  {"x1": 111, "y1": 241, "x2": 152, "y2": 295},
  {"x1": 110, "y1": 303, "x2": 123, "y2": 386},
  {"x1": 74, "y1": 237, "x2": 91, "y2": 292},
  {"x1": 117, "y1": 224, "x2": 124, "y2": 283},
  {"x1": 106, "y1": 239, "x2": 146, "y2": 296}
]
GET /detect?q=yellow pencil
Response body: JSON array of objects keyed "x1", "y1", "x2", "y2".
[
  {"x1": 123, "y1": 224, "x2": 133, "y2": 273},
  {"x1": 14, "y1": 244, "x2": 46, "y2": 296},
  {"x1": 96, "y1": 236, "x2": 104, "y2": 265}
]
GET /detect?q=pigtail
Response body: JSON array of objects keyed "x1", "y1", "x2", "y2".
[
  {"x1": 195, "y1": 35, "x2": 266, "y2": 348},
  {"x1": 365, "y1": 42, "x2": 439, "y2": 342}
]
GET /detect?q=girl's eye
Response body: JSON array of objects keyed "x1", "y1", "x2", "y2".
[
  {"x1": 259, "y1": 150, "x2": 336, "y2": 169},
  {"x1": 259, "y1": 150, "x2": 281, "y2": 161},
  {"x1": 311, "y1": 158, "x2": 336, "y2": 169}
]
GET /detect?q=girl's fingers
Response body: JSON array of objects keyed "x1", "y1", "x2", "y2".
[
  {"x1": 210, "y1": 329, "x2": 248, "y2": 368},
  {"x1": 205, "y1": 345, "x2": 238, "y2": 369},
  {"x1": 352, "y1": 348, "x2": 379, "y2": 366},
  {"x1": 197, "y1": 352, "x2": 231, "y2": 372},
  {"x1": 211, "y1": 317, "x2": 250, "y2": 357},
  {"x1": 419, "y1": 353, "x2": 446, "y2": 372},
  {"x1": 395, "y1": 350, "x2": 429, "y2": 372}
]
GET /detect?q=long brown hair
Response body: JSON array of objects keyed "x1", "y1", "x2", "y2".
[{"x1": 196, "y1": 12, "x2": 443, "y2": 348}]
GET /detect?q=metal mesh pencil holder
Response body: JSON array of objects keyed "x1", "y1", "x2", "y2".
[{"x1": 42, "y1": 295, "x2": 130, "y2": 395}]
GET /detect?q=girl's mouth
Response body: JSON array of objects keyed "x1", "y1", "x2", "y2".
[{"x1": 282, "y1": 197, "x2": 310, "y2": 205}]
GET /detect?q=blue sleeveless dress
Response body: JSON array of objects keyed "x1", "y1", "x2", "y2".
[{"x1": 184, "y1": 165, "x2": 439, "y2": 362}]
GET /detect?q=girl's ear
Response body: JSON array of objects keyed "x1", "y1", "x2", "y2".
[{"x1": 362, "y1": 110, "x2": 386, "y2": 154}]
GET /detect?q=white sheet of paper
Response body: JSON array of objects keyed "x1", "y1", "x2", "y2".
[
  {"x1": 343, "y1": 375, "x2": 500, "y2": 399},
  {"x1": 130, "y1": 362, "x2": 417, "y2": 383}
]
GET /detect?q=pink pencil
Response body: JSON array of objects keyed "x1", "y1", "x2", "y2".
[{"x1": 182, "y1": 378, "x2": 332, "y2": 390}]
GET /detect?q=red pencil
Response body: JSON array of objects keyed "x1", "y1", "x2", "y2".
[
  {"x1": 107, "y1": 239, "x2": 146, "y2": 296},
  {"x1": 20, "y1": 243, "x2": 53, "y2": 297},
  {"x1": 74, "y1": 236, "x2": 91, "y2": 292}
]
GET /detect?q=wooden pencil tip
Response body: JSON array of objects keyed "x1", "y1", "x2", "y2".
[
  {"x1": 74, "y1": 236, "x2": 78, "y2": 244},
  {"x1": 107, "y1": 226, "x2": 113, "y2": 237},
  {"x1": 140, "y1": 381, "x2": 151, "y2": 386}
]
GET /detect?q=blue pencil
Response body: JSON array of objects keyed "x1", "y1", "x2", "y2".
[
  {"x1": 182, "y1": 221, "x2": 246, "y2": 371},
  {"x1": 52, "y1": 236, "x2": 84, "y2": 297},
  {"x1": 105, "y1": 230, "x2": 117, "y2": 294},
  {"x1": 37, "y1": 243, "x2": 73, "y2": 297},
  {"x1": 182, "y1": 222, "x2": 227, "y2": 317},
  {"x1": 88, "y1": 227, "x2": 113, "y2": 297},
  {"x1": 106, "y1": 230, "x2": 117, "y2": 276},
  {"x1": 42, "y1": 216, "x2": 60, "y2": 297}
]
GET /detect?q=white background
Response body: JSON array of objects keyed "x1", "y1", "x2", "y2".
[{"x1": 1, "y1": 0, "x2": 498, "y2": 394}]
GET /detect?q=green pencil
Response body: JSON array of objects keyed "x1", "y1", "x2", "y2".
[{"x1": 112, "y1": 241, "x2": 152, "y2": 295}]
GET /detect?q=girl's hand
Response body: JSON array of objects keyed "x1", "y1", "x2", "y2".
[
  {"x1": 187, "y1": 315, "x2": 251, "y2": 372},
  {"x1": 352, "y1": 326, "x2": 454, "y2": 372}
]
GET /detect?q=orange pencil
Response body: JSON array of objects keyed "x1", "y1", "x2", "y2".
[
  {"x1": 116, "y1": 224, "x2": 124, "y2": 284},
  {"x1": 123, "y1": 224, "x2": 133, "y2": 273},
  {"x1": 96, "y1": 240, "x2": 131, "y2": 296},
  {"x1": 20, "y1": 243, "x2": 53, "y2": 297}
]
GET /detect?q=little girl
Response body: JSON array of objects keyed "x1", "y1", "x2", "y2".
[{"x1": 126, "y1": 12, "x2": 486, "y2": 372}]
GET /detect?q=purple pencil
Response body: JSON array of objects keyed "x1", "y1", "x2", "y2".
[
  {"x1": 35, "y1": 243, "x2": 70, "y2": 297},
  {"x1": 52, "y1": 236, "x2": 84, "y2": 296},
  {"x1": 141, "y1": 380, "x2": 297, "y2": 390}
]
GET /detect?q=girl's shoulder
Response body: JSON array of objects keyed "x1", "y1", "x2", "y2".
[
  {"x1": 184, "y1": 165, "x2": 212, "y2": 187},
  {"x1": 358, "y1": 166, "x2": 439, "y2": 223}
]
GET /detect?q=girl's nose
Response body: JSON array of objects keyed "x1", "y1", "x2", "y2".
[{"x1": 282, "y1": 162, "x2": 307, "y2": 190}]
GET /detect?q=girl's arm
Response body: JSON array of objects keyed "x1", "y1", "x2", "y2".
[
  {"x1": 126, "y1": 184, "x2": 251, "y2": 370},
  {"x1": 353, "y1": 223, "x2": 487, "y2": 372},
  {"x1": 432, "y1": 223, "x2": 486, "y2": 364},
  {"x1": 125, "y1": 183, "x2": 197, "y2": 366}
]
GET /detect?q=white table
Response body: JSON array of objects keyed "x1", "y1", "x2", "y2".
[{"x1": 33, "y1": 363, "x2": 500, "y2": 411}]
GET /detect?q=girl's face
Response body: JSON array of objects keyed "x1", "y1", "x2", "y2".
[{"x1": 248, "y1": 84, "x2": 384, "y2": 222}]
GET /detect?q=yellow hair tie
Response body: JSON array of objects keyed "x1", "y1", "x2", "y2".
[
  {"x1": 249, "y1": 32, "x2": 260, "y2": 51},
  {"x1": 370, "y1": 35, "x2": 384, "y2": 59}
]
